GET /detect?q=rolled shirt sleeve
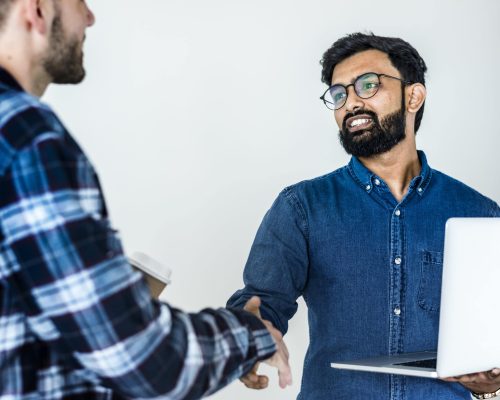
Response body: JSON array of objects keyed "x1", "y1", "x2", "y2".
[{"x1": 227, "y1": 187, "x2": 310, "y2": 335}]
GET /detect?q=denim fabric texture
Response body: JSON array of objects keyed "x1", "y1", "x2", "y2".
[{"x1": 228, "y1": 151, "x2": 500, "y2": 400}]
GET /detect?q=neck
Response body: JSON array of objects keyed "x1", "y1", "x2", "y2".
[
  {"x1": 0, "y1": 56, "x2": 51, "y2": 97},
  {"x1": 358, "y1": 136, "x2": 420, "y2": 203},
  {"x1": 0, "y1": 28, "x2": 51, "y2": 97}
]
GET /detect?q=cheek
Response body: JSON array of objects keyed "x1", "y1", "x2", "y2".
[
  {"x1": 334, "y1": 112, "x2": 344, "y2": 128},
  {"x1": 373, "y1": 90, "x2": 402, "y2": 112}
]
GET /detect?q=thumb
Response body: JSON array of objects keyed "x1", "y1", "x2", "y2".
[{"x1": 244, "y1": 296, "x2": 262, "y2": 318}]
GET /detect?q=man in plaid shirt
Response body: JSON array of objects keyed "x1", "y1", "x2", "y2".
[{"x1": 0, "y1": 0, "x2": 292, "y2": 399}]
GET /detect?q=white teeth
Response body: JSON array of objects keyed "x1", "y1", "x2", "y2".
[{"x1": 350, "y1": 118, "x2": 371, "y2": 127}]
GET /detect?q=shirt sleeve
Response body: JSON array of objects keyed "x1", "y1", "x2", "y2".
[
  {"x1": 0, "y1": 132, "x2": 276, "y2": 399},
  {"x1": 227, "y1": 187, "x2": 309, "y2": 335}
]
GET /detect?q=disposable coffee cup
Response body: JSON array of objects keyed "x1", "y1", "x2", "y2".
[{"x1": 128, "y1": 252, "x2": 172, "y2": 298}]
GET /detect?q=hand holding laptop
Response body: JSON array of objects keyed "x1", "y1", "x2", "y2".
[{"x1": 443, "y1": 368, "x2": 500, "y2": 399}]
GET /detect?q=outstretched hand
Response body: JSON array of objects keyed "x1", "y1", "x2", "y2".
[{"x1": 242, "y1": 296, "x2": 292, "y2": 390}]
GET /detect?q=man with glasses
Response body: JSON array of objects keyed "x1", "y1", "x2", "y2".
[{"x1": 228, "y1": 32, "x2": 500, "y2": 399}]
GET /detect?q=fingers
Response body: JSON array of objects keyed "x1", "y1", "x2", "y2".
[
  {"x1": 240, "y1": 363, "x2": 269, "y2": 390},
  {"x1": 282, "y1": 339, "x2": 290, "y2": 359},
  {"x1": 263, "y1": 320, "x2": 289, "y2": 359},
  {"x1": 240, "y1": 373, "x2": 269, "y2": 389},
  {"x1": 263, "y1": 337, "x2": 293, "y2": 388},
  {"x1": 242, "y1": 298, "x2": 293, "y2": 390},
  {"x1": 489, "y1": 369, "x2": 500, "y2": 379},
  {"x1": 277, "y1": 356, "x2": 293, "y2": 388},
  {"x1": 448, "y1": 369, "x2": 500, "y2": 384},
  {"x1": 240, "y1": 376, "x2": 268, "y2": 389},
  {"x1": 267, "y1": 322, "x2": 292, "y2": 388},
  {"x1": 243, "y1": 296, "x2": 262, "y2": 319},
  {"x1": 442, "y1": 373, "x2": 477, "y2": 384},
  {"x1": 263, "y1": 320, "x2": 283, "y2": 339},
  {"x1": 442, "y1": 368, "x2": 500, "y2": 394}
]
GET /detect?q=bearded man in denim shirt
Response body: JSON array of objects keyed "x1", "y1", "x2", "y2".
[{"x1": 228, "y1": 33, "x2": 500, "y2": 399}]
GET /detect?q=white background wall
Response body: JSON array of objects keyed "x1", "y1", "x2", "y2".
[{"x1": 45, "y1": 1, "x2": 500, "y2": 399}]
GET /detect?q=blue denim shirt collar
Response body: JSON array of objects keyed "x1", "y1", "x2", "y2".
[{"x1": 347, "y1": 150, "x2": 432, "y2": 197}]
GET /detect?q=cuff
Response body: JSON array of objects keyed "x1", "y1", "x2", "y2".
[{"x1": 227, "y1": 307, "x2": 277, "y2": 365}]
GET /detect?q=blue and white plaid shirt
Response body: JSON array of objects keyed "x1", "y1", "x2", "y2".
[{"x1": 0, "y1": 68, "x2": 276, "y2": 399}]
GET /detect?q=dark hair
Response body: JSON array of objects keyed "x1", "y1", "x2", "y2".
[{"x1": 320, "y1": 32, "x2": 427, "y2": 133}]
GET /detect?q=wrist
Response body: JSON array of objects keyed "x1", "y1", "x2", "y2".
[{"x1": 471, "y1": 387, "x2": 500, "y2": 399}]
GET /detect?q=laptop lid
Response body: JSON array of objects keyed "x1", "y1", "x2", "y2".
[{"x1": 436, "y1": 217, "x2": 500, "y2": 377}]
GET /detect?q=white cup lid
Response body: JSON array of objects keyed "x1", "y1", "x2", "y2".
[{"x1": 127, "y1": 251, "x2": 172, "y2": 285}]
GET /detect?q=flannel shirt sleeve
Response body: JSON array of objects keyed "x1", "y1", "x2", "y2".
[{"x1": 0, "y1": 130, "x2": 276, "y2": 399}]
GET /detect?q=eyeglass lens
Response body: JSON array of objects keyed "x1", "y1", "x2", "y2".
[{"x1": 324, "y1": 73, "x2": 381, "y2": 110}]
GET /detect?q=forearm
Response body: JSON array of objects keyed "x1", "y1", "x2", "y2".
[{"x1": 71, "y1": 301, "x2": 276, "y2": 399}]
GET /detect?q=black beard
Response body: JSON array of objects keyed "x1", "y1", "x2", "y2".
[
  {"x1": 43, "y1": 13, "x2": 86, "y2": 84},
  {"x1": 338, "y1": 107, "x2": 406, "y2": 158}
]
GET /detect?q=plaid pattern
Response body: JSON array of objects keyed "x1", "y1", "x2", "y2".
[{"x1": 0, "y1": 68, "x2": 276, "y2": 399}]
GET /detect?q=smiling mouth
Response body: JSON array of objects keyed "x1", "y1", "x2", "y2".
[{"x1": 347, "y1": 117, "x2": 373, "y2": 133}]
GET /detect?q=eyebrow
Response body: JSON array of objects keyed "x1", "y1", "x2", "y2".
[
  {"x1": 331, "y1": 73, "x2": 367, "y2": 86},
  {"x1": 331, "y1": 71, "x2": 385, "y2": 87}
]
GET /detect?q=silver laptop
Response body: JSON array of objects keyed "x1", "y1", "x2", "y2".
[{"x1": 331, "y1": 217, "x2": 500, "y2": 378}]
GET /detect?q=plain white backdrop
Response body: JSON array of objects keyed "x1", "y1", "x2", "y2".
[{"x1": 45, "y1": 1, "x2": 500, "y2": 399}]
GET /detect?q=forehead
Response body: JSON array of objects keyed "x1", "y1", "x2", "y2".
[{"x1": 331, "y1": 49, "x2": 400, "y2": 85}]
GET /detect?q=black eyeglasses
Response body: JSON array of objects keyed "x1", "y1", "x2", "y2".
[{"x1": 320, "y1": 72, "x2": 412, "y2": 111}]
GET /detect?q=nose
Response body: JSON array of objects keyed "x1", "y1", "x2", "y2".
[
  {"x1": 344, "y1": 85, "x2": 364, "y2": 113},
  {"x1": 86, "y1": 4, "x2": 96, "y2": 27}
]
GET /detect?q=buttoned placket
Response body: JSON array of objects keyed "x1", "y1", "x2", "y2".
[
  {"x1": 369, "y1": 176, "x2": 407, "y2": 400},
  {"x1": 390, "y1": 202, "x2": 406, "y2": 400}
]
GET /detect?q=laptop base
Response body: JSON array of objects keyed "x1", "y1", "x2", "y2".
[{"x1": 331, "y1": 351, "x2": 439, "y2": 378}]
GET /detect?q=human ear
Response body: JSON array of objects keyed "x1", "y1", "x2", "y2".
[
  {"x1": 24, "y1": 0, "x2": 52, "y2": 35},
  {"x1": 407, "y1": 83, "x2": 426, "y2": 114}
]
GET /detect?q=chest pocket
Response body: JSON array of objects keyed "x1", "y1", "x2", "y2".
[{"x1": 417, "y1": 250, "x2": 444, "y2": 312}]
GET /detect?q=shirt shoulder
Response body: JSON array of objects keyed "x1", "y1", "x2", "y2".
[
  {"x1": 284, "y1": 165, "x2": 348, "y2": 194},
  {"x1": 0, "y1": 90, "x2": 65, "y2": 175},
  {"x1": 266, "y1": 166, "x2": 351, "y2": 232},
  {"x1": 279, "y1": 165, "x2": 349, "y2": 207},
  {"x1": 431, "y1": 169, "x2": 499, "y2": 216}
]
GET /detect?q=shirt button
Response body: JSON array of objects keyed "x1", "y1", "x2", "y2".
[
  {"x1": 417, "y1": 187, "x2": 423, "y2": 193},
  {"x1": 394, "y1": 257, "x2": 402, "y2": 265},
  {"x1": 365, "y1": 185, "x2": 371, "y2": 191},
  {"x1": 394, "y1": 307, "x2": 401, "y2": 316},
  {"x1": 374, "y1": 179, "x2": 380, "y2": 186},
  {"x1": 395, "y1": 209, "x2": 401, "y2": 216}
]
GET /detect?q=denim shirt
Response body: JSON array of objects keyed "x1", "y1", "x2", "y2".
[{"x1": 228, "y1": 151, "x2": 500, "y2": 400}]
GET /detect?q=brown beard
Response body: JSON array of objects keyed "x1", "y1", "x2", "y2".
[
  {"x1": 338, "y1": 105, "x2": 406, "y2": 158},
  {"x1": 43, "y1": 10, "x2": 86, "y2": 84}
]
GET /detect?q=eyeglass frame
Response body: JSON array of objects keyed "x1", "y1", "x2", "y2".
[{"x1": 320, "y1": 72, "x2": 413, "y2": 111}]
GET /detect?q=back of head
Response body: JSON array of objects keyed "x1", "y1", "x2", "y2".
[{"x1": 320, "y1": 32, "x2": 428, "y2": 132}]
